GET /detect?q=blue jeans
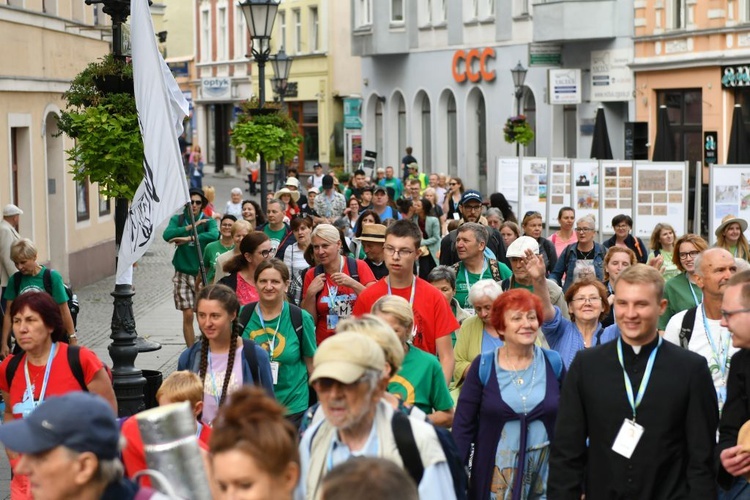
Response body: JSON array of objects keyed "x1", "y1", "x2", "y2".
[{"x1": 719, "y1": 478, "x2": 750, "y2": 500}]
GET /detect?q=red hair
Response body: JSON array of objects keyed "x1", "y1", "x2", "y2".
[
  {"x1": 10, "y1": 291, "x2": 66, "y2": 342},
  {"x1": 490, "y1": 289, "x2": 543, "y2": 339}
]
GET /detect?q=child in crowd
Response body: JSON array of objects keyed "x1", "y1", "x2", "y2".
[{"x1": 120, "y1": 371, "x2": 212, "y2": 485}]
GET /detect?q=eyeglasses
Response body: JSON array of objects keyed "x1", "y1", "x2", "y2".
[
  {"x1": 462, "y1": 204, "x2": 482, "y2": 212},
  {"x1": 678, "y1": 250, "x2": 700, "y2": 260},
  {"x1": 190, "y1": 200, "x2": 203, "y2": 206},
  {"x1": 259, "y1": 249, "x2": 272, "y2": 258},
  {"x1": 720, "y1": 308, "x2": 750, "y2": 320},
  {"x1": 571, "y1": 296, "x2": 602, "y2": 304},
  {"x1": 383, "y1": 245, "x2": 415, "y2": 258},
  {"x1": 313, "y1": 376, "x2": 365, "y2": 393},
  {"x1": 574, "y1": 227, "x2": 594, "y2": 233},
  {"x1": 614, "y1": 224, "x2": 630, "y2": 230},
  {"x1": 449, "y1": 182, "x2": 458, "y2": 186}
]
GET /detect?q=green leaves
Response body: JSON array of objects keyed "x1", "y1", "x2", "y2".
[{"x1": 230, "y1": 100, "x2": 301, "y2": 164}]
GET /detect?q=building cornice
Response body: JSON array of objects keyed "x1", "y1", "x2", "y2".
[
  {"x1": 0, "y1": 5, "x2": 107, "y2": 41},
  {"x1": 635, "y1": 24, "x2": 750, "y2": 43},
  {"x1": 0, "y1": 76, "x2": 71, "y2": 93},
  {"x1": 632, "y1": 49, "x2": 750, "y2": 71}
]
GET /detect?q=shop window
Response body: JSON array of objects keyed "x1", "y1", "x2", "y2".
[
  {"x1": 375, "y1": 101, "x2": 384, "y2": 167},
  {"x1": 657, "y1": 89, "x2": 702, "y2": 162},
  {"x1": 397, "y1": 94, "x2": 406, "y2": 166},
  {"x1": 524, "y1": 89, "x2": 537, "y2": 157}
]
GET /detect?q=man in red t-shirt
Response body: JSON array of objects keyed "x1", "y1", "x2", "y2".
[{"x1": 353, "y1": 219, "x2": 457, "y2": 383}]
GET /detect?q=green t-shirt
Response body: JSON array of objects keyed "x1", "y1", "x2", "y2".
[
  {"x1": 264, "y1": 225, "x2": 288, "y2": 257},
  {"x1": 388, "y1": 345, "x2": 453, "y2": 414},
  {"x1": 241, "y1": 303, "x2": 317, "y2": 414},
  {"x1": 454, "y1": 260, "x2": 512, "y2": 312},
  {"x1": 203, "y1": 240, "x2": 234, "y2": 283},
  {"x1": 3, "y1": 266, "x2": 68, "y2": 304}
]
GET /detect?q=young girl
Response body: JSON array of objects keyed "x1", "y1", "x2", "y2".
[
  {"x1": 176, "y1": 284, "x2": 274, "y2": 426},
  {"x1": 189, "y1": 145, "x2": 204, "y2": 189}
]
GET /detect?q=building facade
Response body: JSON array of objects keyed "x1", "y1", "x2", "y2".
[
  {"x1": 352, "y1": 0, "x2": 634, "y2": 194},
  {"x1": 0, "y1": 0, "x2": 119, "y2": 287}
]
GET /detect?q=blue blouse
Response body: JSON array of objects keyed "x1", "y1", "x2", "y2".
[
  {"x1": 481, "y1": 329, "x2": 504, "y2": 353},
  {"x1": 542, "y1": 306, "x2": 619, "y2": 369}
]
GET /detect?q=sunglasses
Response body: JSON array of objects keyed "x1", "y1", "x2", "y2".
[{"x1": 190, "y1": 200, "x2": 203, "y2": 206}]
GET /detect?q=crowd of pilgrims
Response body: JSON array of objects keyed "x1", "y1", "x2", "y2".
[{"x1": 3, "y1": 164, "x2": 750, "y2": 499}]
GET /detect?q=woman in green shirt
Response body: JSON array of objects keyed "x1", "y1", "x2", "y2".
[
  {"x1": 648, "y1": 223, "x2": 679, "y2": 281},
  {"x1": 658, "y1": 233, "x2": 708, "y2": 331},
  {"x1": 241, "y1": 259, "x2": 316, "y2": 428},
  {"x1": 372, "y1": 295, "x2": 454, "y2": 428}
]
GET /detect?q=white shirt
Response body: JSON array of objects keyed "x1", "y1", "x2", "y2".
[{"x1": 309, "y1": 173, "x2": 324, "y2": 189}]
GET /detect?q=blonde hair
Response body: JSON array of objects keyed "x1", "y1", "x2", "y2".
[
  {"x1": 310, "y1": 224, "x2": 340, "y2": 245},
  {"x1": 371, "y1": 295, "x2": 414, "y2": 331},
  {"x1": 156, "y1": 371, "x2": 203, "y2": 408},
  {"x1": 231, "y1": 219, "x2": 252, "y2": 237},
  {"x1": 10, "y1": 238, "x2": 37, "y2": 263},
  {"x1": 615, "y1": 263, "x2": 665, "y2": 301},
  {"x1": 202, "y1": 185, "x2": 216, "y2": 203},
  {"x1": 336, "y1": 315, "x2": 405, "y2": 373}
]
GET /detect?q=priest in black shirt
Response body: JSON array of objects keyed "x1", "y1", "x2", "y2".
[{"x1": 549, "y1": 264, "x2": 718, "y2": 499}]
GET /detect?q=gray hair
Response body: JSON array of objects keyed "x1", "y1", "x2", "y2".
[
  {"x1": 427, "y1": 265, "x2": 457, "y2": 289},
  {"x1": 485, "y1": 207, "x2": 504, "y2": 221},
  {"x1": 736, "y1": 257, "x2": 750, "y2": 273},
  {"x1": 577, "y1": 214, "x2": 596, "y2": 229},
  {"x1": 468, "y1": 279, "x2": 503, "y2": 306},
  {"x1": 457, "y1": 222, "x2": 489, "y2": 246},
  {"x1": 268, "y1": 198, "x2": 286, "y2": 212},
  {"x1": 63, "y1": 447, "x2": 124, "y2": 485}
]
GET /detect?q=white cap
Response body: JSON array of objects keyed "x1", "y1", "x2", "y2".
[
  {"x1": 505, "y1": 236, "x2": 540, "y2": 258},
  {"x1": 3, "y1": 204, "x2": 22, "y2": 217},
  {"x1": 285, "y1": 177, "x2": 300, "y2": 189}
]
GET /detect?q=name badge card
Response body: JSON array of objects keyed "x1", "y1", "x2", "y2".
[{"x1": 612, "y1": 418, "x2": 644, "y2": 459}]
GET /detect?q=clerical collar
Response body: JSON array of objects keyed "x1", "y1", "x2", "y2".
[{"x1": 622, "y1": 333, "x2": 660, "y2": 357}]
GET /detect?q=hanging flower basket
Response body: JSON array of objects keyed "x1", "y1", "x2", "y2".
[
  {"x1": 230, "y1": 98, "x2": 301, "y2": 164},
  {"x1": 504, "y1": 115, "x2": 535, "y2": 146}
]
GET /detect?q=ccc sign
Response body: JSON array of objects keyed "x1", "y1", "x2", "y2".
[{"x1": 452, "y1": 48, "x2": 496, "y2": 83}]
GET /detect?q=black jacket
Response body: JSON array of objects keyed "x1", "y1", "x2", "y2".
[
  {"x1": 439, "y1": 226, "x2": 509, "y2": 268},
  {"x1": 603, "y1": 233, "x2": 649, "y2": 264},
  {"x1": 718, "y1": 349, "x2": 750, "y2": 490}
]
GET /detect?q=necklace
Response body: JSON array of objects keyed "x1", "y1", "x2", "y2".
[
  {"x1": 578, "y1": 245, "x2": 595, "y2": 260},
  {"x1": 504, "y1": 348, "x2": 537, "y2": 414}
]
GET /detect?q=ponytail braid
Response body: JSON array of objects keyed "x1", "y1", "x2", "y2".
[
  {"x1": 218, "y1": 321, "x2": 240, "y2": 407},
  {"x1": 198, "y1": 334, "x2": 209, "y2": 388}
]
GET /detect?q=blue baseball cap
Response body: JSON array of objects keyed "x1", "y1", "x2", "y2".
[
  {"x1": 0, "y1": 392, "x2": 119, "y2": 459},
  {"x1": 460, "y1": 190, "x2": 483, "y2": 205}
]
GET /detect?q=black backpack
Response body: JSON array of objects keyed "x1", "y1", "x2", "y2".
[
  {"x1": 13, "y1": 269, "x2": 79, "y2": 330},
  {"x1": 679, "y1": 306, "x2": 698, "y2": 348},
  {"x1": 6, "y1": 345, "x2": 90, "y2": 390}
]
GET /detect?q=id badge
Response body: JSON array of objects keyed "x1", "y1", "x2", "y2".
[
  {"x1": 612, "y1": 418, "x2": 644, "y2": 459},
  {"x1": 270, "y1": 361, "x2": 279, "y2": 385},
  {"x1": 327, "y1": 314, "x2": 339, "y2": 330},
  {"x1": 464, "y1": 307, "x2": 475, "y2": 316}
]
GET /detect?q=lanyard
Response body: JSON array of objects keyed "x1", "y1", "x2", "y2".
[
  {"x1": 463, "y1": 259, "x2": 488, "y2": 291},
  {"x1": 686, "y1": 273, "x2": 700, "y2": 306},
  {"x1": 616, "y1": 336, "x2": 662, "y2": 422},
  {"x1": 207, "y1": 350, "x2": 222, "y2": 407},
  {"x1": 257, "y1": 302, "x2": 285, "y2": 360},
  {"x1": 607, "y1": 282, "x2": 613, "y2": 295},
  {"x1": 386, "y1": 276, "x2": 417, "y2": 305},
  {"x1": 195, "y1": 422, "x2": 203, "y2": 438},
  {"x1": 325, "y1": 257, "x2": 345, "y2": 309},
  {"x1": 701, "y1": 303, "x2": 730, "y2": 381},
  {"x1": 24, "y1": 342, "x2": 57, "y2": 411}
]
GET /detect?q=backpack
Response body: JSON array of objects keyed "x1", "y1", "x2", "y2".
[
  {"x1": 451, "y1": 259, "x2": 504, "y2": 283},
  {"x1": 6, "y1": 345, "x2": 94, "y2": 390},
  {"x1": 184, "y1": 338, "x2": 262, "y2": 387},
  {"x1": 13, "y1": 269, "x2": 79, "y2": 330},
  {"x1": 313, "y1": 256, "x2": 360, "y2": 282},
  {"x1": 678, "y1": 306, "x2": 698, "y2": 349},
  {"x1": 237, "y1": 301, "x2": 306, "y2": 359}
]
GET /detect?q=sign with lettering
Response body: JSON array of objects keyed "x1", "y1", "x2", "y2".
[
  {"x1": 548, "y1": 69, "x2": 581, "y2": 104},
  {"x1": 721, "y1": 65, "x2": 750, "y2": 88},
  {"x1": 704, "y1": 131, "x2": 718, "y2": 166},
  {"x1": 452, "y1": 48, "x2": 496, "y2": 83},
  {"x1": 201, "y1": 77, "x2": 231, "y2": 99},
  {"x1": 591, "y1": 49, "x2": 634, "y2": 102}
]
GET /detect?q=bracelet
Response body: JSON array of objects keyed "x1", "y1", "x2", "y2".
[{"x1": 68, "y1": 334, "x2": 77, "y2": 340}]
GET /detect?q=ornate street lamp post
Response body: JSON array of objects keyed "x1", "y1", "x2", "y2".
[
  {"x1": 270, "y1": 47, "x2": 293, "y2": 190},
  {"x1": 239, "y1": 0, "x2": 280, "y2": 213},
  {"x1": 511, "y1": 61, "x2": 528, "y2": 157}
]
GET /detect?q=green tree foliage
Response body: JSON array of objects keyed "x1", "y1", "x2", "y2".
[{"x1": 230, "y1": 98, "x2": 301, "y2": 164}]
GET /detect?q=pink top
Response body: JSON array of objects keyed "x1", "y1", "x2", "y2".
[
  {"x1": 550, "y1": 232, "x2": 577, "y2": 257},
  {"x1": 236, "y1": 273, "x2": 259, "y2": 306}
]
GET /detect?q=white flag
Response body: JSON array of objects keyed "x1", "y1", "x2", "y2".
[{"x1": 117, "y1": 0, "x2": 190, "y2": 283}]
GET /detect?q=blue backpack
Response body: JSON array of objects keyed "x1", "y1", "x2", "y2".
[{"x1": 478, "y1": 347, "x2": 564, "y2": 386}]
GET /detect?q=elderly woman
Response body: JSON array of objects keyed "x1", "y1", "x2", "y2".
[
  {"x1": 648, "y1": 223, "x2": 679, "y2": 280},
  {"x1": 715, "y1": 214, "x2": 750, "y2": 260},
  {"x1": 521, "y1": 211, "x2": 558, "y2": 274},
  {"x1": 452, "y1": 279, "x2": 504, "y2": 391},
  {"x1": 373, "y1": 295, "x2": 454, "y2": 428},
  {"x1": 549, "y1": 214, "x2": 605, "y2": 292},
  {"x1": 0, "y1": 292, "x2": 117, "y2": 497},
  {"x1": 427, "y1": 266, "x2": 471, "y2": 345},
  {"x1": 485, "y1": 207, "x2": 504, "y2": 232},
  {"x1": 601, "y1": 246, "x2": 636, "y2": 328},
  {"x1": 658, "y1": 233, "x2": 708, "y2": 330},
  {"x1": 453, "y1": 288, "x2": 564, "y2": 500}
]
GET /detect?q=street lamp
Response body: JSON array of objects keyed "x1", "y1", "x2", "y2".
[
  {"x1": 240, "y1": 0, "x2": 280, "y2": 213},
  {"x1": 270, "y1": 47, "x2": 293, "y2": 190},
  {"x1": 511, "y1": 61, "x2": 528, "y2": 156}
]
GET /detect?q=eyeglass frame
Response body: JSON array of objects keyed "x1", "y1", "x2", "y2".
[
  {"x1": 720, "y1": 308, "x2": 750, "y2": 321},
  {"x1": 383, "y1": 245, "x2": 416, "y2": 258},
  {"x1": 574, "y1": 227, "x2": 594, "y2": 233},
  {"x1": 570, "y1": 296, "x2": 602, "y2": 304},
  {"x1": 678, "y1": 250, "x2": 700, "y2": 260}
]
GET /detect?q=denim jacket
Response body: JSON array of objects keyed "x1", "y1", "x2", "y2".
[{"x1": 549, "y1": 242, "x2": 605, "y2": 292}]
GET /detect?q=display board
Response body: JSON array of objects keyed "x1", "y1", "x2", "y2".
[
  {"x1": 497, "y1": 157, "x2": 520, "y2": 217},
  {"x1": 632, "y1": 161, "x2": 688, "y2": 238},
  {"x1": 520, "y1": 157, "x2": 549, "y2": 223},
  {"x1": 548, "y1": 159, "x2": 573, "y2": 227},
  {"x1": 709, "y1": 164, "x2": 750, "y2": 244},
  {"x1": 571, "y1": 159, "x2": 600, "y2": 230},
  {"x1": 601, "y1": 161, "x2": 634, "y2": 233}
]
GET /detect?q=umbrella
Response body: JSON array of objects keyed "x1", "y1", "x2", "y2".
[
  {"x1": 590, "y1": 106, "x2": 613, "y2": 160},
  {"x1": 652, "y1": 104, "x2": 676, "y2": 161},
  {"x1": 727, "y1": 104, "x2": 750, "y2": 164}
]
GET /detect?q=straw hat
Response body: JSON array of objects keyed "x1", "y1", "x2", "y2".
[
  {"x1": 357, "y1": 224, "x2": 386, "y2": 243},
  {"x1": 715, "y1": 214, "x2": 748, "y2": 237},
  {"x1": 274, "y1": 188, "x2": 300, "y2": 203}
]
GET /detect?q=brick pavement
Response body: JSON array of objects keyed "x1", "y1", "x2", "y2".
[{"x1": 0, "y1": 168, "x2": 259, "y2": 499}]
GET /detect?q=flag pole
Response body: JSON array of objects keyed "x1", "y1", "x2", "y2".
[{"x1": 185, "y1": 203, "x2": 208, "y2": 287}]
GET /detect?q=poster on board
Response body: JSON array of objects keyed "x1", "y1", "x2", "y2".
[
  {"x1": 632, "y1": 162, "x2": 687, "y2": 238},
  {"x1": 548, "y1": 159, "x2": 572, "y2": 227},
  {"x1": 572, "y1": 159, "x2": 600, "y2": 230},
  {"x1": 709, "y1": 164, "x2": 750, "y2": 244},
  {"x1": 496, "y1": 158, "x2": 520, "y2": 217},
  {"x1": 520, "y1": 157, "x2": 549, "y2": 223},
  {"x1": 601, "y1": 160, "x2": 634, "y2": 233}
]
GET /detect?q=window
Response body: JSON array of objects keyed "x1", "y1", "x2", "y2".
[
  {"x1": 357, "y1": 0, "x2": 372, "y2": 27},
  {"x1": 419, "y1": 0, "x2": 433, "y2": 25},
  {"x1": 217, "y1": 6, "x2": 227, "y2": 60},
  {"x1": 669, "y1": 0, "x2": 686, "y2": 29},
  {"x1": 76, "y1": 179, "x2": 90, "y2": 222},
  {"x1": 397, "y1": 96, "x2": 406, "y2": 165},
  {"x1": 515, "y1": 0, "x2": 528, "y2": 16},
  {"x1": 235, "y1": 5, "x2": 247, "y2": 59},
  {"x1": 295, "y1": 9, "x2": 303, "y2": 53},
  {"x1": 201, "y1": 9, "x2": 211, "y2": 62},
  {"x1": 489, "y1": 0, "x2": 496, "y2": 16},
  {"x1": 278, "y1": 10, "x2": 286, "y2": 51},
  {"x1": 98, "y1": 189, "x2": 111, "y2": 216},
  {"x1": 471, "y1": 0, "x2": 479, "y2": 18},
  {"x1": 447, "y1": 94, "x2": 457, "y2": 177},
  {"x1": 435, "y1": 0, "x2": 447, "y2": 22},
  {"x1": 421, "y1": 95, "x2": 432, "y2": 170},
  {"x1": 391, "y1": 0, "x2": 404, "y2": 22},
  {"x1": 310, "y1": 7, "x2": 319, "y2": 52}
]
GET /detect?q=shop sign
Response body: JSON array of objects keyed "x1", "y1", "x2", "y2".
[
  {"x1": 704, "y1": 131, "x2": 718, "y2": 166},
  {"x1": 201, "y1": 77, "x2": 231, "y2": 100},
  {"x1": 530, "y1": 43, "x2": 562, "y2": 66},
  {"x1": 452, "y1": 48, "x2": 496, "y2": 83},
  {"x1": 168, "y1": 61, "x2": 189, "y2": 78},
  {"x1": 591, "y1": 49, "x2": 634, "y2": 102},
  {"x1": 344, "y1": 97, "x2": 362, "y2": 129},
  {"x1": 548, "y1": 69, "x2": 581, "y2": 105},
  {"x1": 721, "y1": 65, "x2": 750, "y2": 88},
  {"x1": 285, "y1": 82, "x2": 298, "y2": 98}
]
